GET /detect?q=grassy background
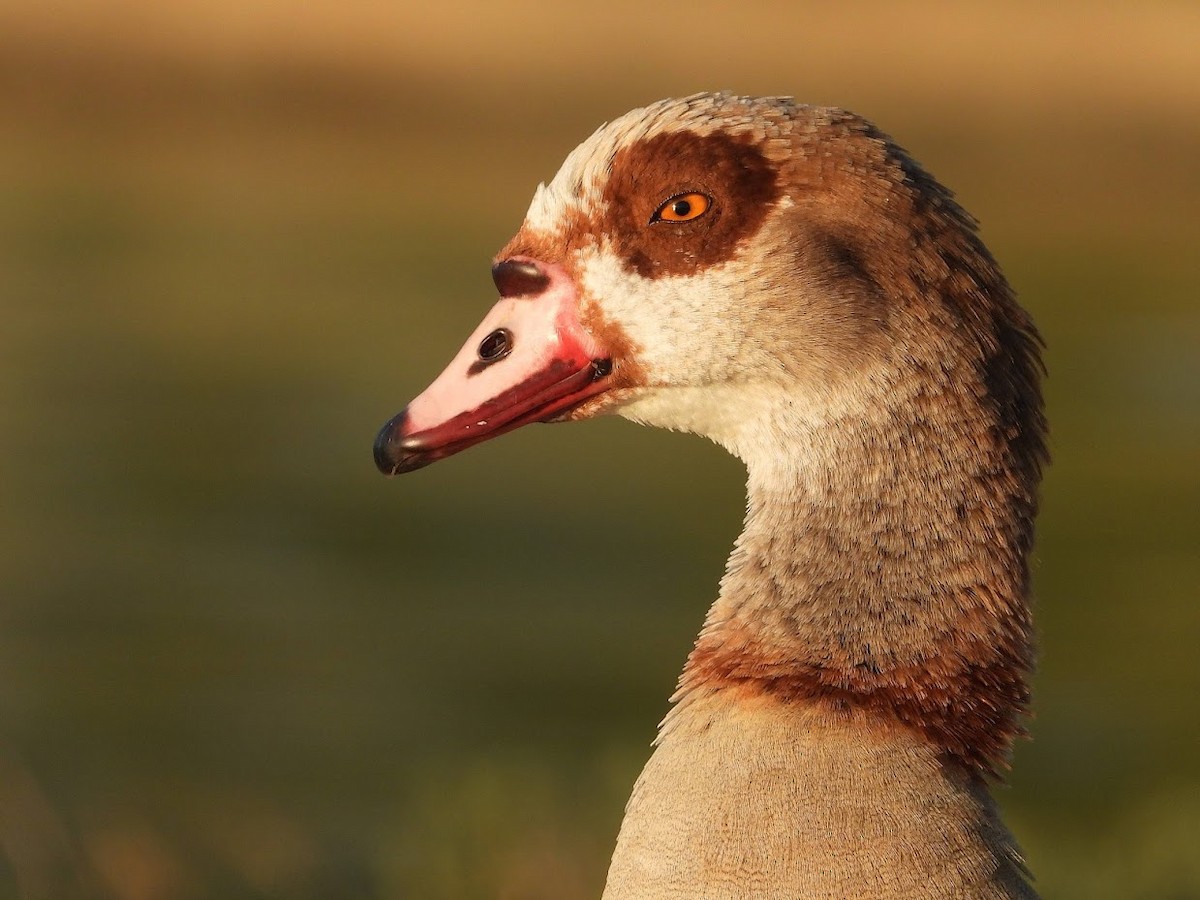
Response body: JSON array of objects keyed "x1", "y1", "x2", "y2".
[{"x1": 1, "y1": 2, "x2": 1198, "y2": 897}]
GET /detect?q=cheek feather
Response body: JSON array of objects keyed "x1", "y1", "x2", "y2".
[
  {"x1": 577, "y1": 248, "x2": 718, "y2": 387},
  {"x1": 577, "y1": 291, "x2": 647, "y2": 392}
]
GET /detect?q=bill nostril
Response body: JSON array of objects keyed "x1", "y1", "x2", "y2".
[
  {"x1": 478, "y1": 328, "x2": 513, "y2": 362},
  {"x1": 492, "y1": 258, "x2": 550, "y2": 298}
]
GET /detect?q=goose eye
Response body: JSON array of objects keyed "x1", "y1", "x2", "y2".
[{"x1": 652, "y1": 192, "x2": 711, "y2": 223}]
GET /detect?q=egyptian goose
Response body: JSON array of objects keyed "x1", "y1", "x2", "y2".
[{"x1": 374, "y1": 93, "x2": 1046, "y2": 899}]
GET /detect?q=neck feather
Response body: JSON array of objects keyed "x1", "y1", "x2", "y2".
[{"x1": 677, "y1": 364, "x2": 1039, "y2": 775}]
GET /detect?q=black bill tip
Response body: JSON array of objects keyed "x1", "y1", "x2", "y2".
[{"x1": 373, "y1": 410, "x2": 413, "y2": 475}]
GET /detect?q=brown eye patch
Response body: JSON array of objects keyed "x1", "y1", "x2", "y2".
[{"x1": 601, "y1": 129, "x2": 781, "y2": 279}]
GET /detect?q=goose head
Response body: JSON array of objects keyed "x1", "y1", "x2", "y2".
[
  {"x1": 375, "y1": 93, "x2": 1040, "y2": 487},
  {"x1": 374, "y1": 94, "x2": 882, "y2": 473}
]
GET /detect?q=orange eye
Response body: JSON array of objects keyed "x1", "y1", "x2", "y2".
[{"x1": 653, "y1": 192, "x2": 711, "y2": 223}]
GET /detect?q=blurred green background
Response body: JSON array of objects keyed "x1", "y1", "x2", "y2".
[{"x1": 1, "y1": 2, "x2": 1197, "y2": 898}]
